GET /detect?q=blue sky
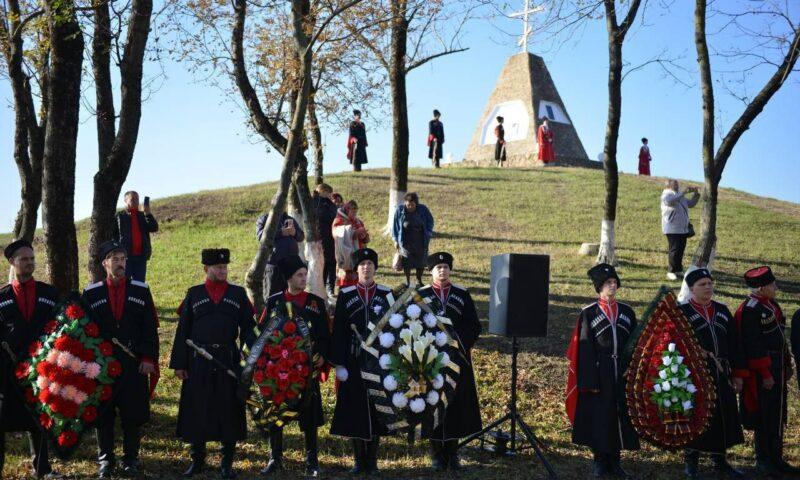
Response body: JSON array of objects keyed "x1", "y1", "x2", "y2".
[{"x1": 1, "y1": 2, "x2": 798, "y2": 234}]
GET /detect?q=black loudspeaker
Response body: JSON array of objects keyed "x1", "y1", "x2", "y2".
[{"x1": 488, "y1": 253, "x2": 549, "y2": 337}]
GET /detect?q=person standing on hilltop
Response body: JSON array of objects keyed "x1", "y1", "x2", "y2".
[
  {"x1": 113, "y1": 190, "x2": 158, "y2": 282},
  {"x1": 347, "y1": 109, "x2": 368, "y2": 172},
  {"x1": 537, "y1": 117, "x2": 555, "y2": 164},
  {"x1": 638, "y1": 137, "x2": 652, "y2": 176},
  {"x1": 660, "y1": 179, "x2": 700, "y2": 281},
  {"x1": 391, "y1": 192, "x2": 434, "y2": 287},
  {"x1": 494, "y1": 116, "x2": 506, "y2": 167},
  {"x1": 428, "y1": 109, "x2": 445, "y2": 168}
]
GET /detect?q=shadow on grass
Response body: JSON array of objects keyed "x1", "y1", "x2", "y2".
[{"x1": 434, "y1": 231, "x2": 576, "y2": 247}]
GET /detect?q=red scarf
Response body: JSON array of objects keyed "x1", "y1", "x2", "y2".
[
  {"x1": 357, "y1": 282, "x2": 376, "y2": 306},
  {"x1": 432, "y1": 281, "x2": 450, "y2": 307},
  {"x1": 128, "y1": 208, "x2": 143, "y2": 256},
  {"x1": 689, "y1": 298, "x2": 714, "y2": 322},
  {"x1": 205, "y1": 279, "x2": 228, "y2": 304},
  {"x1": 11, "y1": 278, "x2": 36, "y2": 321},
  {"x1": 107, "y1": 278, "x2": 127, "y2": 322},
  {"x1": 285, "y1": 289, "x2": 308, "y2": 308},
  {"x1": 598, "y1": 297, "x2": 618, "y2": 323}
]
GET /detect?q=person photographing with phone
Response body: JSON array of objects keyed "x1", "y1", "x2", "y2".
[
  {"x1": 660, "y1": 180, "x2": 700, "y2": 281},
  {"x1": 113, "y1": 190, "x2": 159, "y2": 282},
  {"x1": 256, "y1": 211, "x2": 305, "y2": 300}
]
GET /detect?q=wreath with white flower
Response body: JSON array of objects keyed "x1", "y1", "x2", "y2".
[
  {"x1": 650, "y1": 342, "x2": 697, "y2": 413},
  {"x1": 356, "y1": 287, "x2": 462, "y2": 442}
]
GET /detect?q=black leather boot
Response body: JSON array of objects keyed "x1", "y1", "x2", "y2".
[
  {"x1": 364, "y1": 438, "x2": 380, "y2": 476},
  {"x1": 592, "y1": 450, "x2": 608, "y2": 478},
  {"x1": 260, "y1": 426, "x2": 283, "y2": 475},
  {"x1": 711, "y1": 452, "x2": 744, "y2": 478},
  {"x1": 607, "y1": 451, "x2": 633, "y2": 479},
  {"x1": 445, "y1": 440, "x2": 461, "y2": 471},
  {"x1": 182, "y1": 443, "x2": 206, "y2": 477},
  {"x1": 220, "y1": 441, "x2": 237, "y2": 479},
  {"x1": 304, "y1": 428, "x2": 320, "y2": 477},
  {"x1": 754, "y1": 430, "x2": 781, "y2": 477},
  {"x1": 349, "y1": 440, "x2": 365, "y2": 475},
  {"x1": 122, "y1": 426, "x2": 142, "y2": 477},
  {"x1": 97, "y1": 425, "x2": 116, "y2": 479},
  {"x1": 429, "y1": 441, "x2": 446, "y2": 472},
  {"x1": 684, "y1": 450, "x2": 699, "y2": 479}
]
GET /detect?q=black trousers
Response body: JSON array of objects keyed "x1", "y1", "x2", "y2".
[
  {"x1": 322, "y1": 240, "x2": 336, "y2": 293},
  {"x1": 666, "y1": 234, "x2": 688, "y2": 273},
  {"x1": 0, "y1": 429, "x2": 52, "y2": 476},
  {"x1": 263, "y1": 264, "x2": 287, "y2": 302}
]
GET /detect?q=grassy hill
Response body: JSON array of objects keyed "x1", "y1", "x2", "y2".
[{"x1": 2, "y1": 166, "x2": 800, "y2": 479}]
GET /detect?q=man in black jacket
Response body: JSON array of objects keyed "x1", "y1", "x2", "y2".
[
  {"x1": 83, "y1": 240, "x2": 159, "y2": 478},
  {"x1": 314, "y1": 183, "x2": 338, "y2": 298},
  {"x1": 256, "y1": 212, "x2": 305, "y2": 301},
  {"x1": 0, "y1": 240, "x2": 62, "y2": 479},
  {"x1": 113, "y1": 191, "x2": 158, "y2": 282}
]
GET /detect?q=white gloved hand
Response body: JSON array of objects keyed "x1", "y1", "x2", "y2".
[{"x1": 336, "y1": 366, "x2": 349, "y2": 382}]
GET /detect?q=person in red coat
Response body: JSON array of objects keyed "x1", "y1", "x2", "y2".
[
  {"x1": 638, "y1": 137, "x2": 652, "y2": 176},
  {"x1": 537, "y1": 117, "x2": 555, "y2": 164}
]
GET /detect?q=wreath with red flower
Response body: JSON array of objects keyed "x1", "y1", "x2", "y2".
[
  {"x1": 239, "y1": 302, "x2": 317, "y2": 432},
  {"x1": 17, "y1": 294, "x2": 119, "y2": 459}
]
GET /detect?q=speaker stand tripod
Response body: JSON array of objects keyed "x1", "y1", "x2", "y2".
[{"x1": 460, "y1": 336, "x2": 557, "y2": 478}]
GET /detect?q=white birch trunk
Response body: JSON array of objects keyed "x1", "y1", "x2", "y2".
[
  {"x1": 304, "y1": 240, "x2": 326, "y2": 299},
  {"x1": 288, "y1": 205, "x2": 307, "y2": 262},
  {"x1": 677, "y1": 247, "x2": 716, "y2": 303},
  {"x1": 382, "y1": 188, "x2": 405, "y2": 236},
  {"x1": 596, "y1": 219, "x2": 618, "y2": 266}
]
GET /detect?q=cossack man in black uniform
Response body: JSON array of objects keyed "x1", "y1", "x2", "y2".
[
  {"x1": 428, "y1": 109, "x2": 445, "y2": 168},
  {"x1": 83, "y1": 240, "x2": 159, "y2": 478},
  {"x1": 566, "y1": 263, "x2": 639, "y2": 479},
  {"x1": 347, "y1": 110, "x2": 368, "y2": 172},
  {"x1": 329, "y1": 248, "x2": 393, "y2": 475},
  {"x1": 0, "y1": 240, "x2": 62, "y2": 479},
  {"x1": 260, "y1": 256, "x2": 330, "y2": 477},
  {"x1": 678, "y1": 269, "x2": 744, "y2": 479},
  {"x1": 170, "y1": 249, "x2": 257, "y2": 479},
  {"x1": 734, "y1": 266, "x2": 800, "y2": 476},
  {"x1": 417, "y1": 252, "x2": 482, "y2": 471}
]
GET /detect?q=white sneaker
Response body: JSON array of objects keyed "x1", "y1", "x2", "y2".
[{"x1": 666, "y1": 272, "x2": 679, "y2": 281}]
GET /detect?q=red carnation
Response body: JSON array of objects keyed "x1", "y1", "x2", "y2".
[
  {"x1": 107, "y1": 361, "x2": 122, "y2": 377},
  {"x1": 65, "y1": 304, "x2": 85, "y2": 320},
  {"x1": 99, "y1": 342, "x2": 113, "y2": 357},
  {"x1": 280, "y1": 338, "x2": 296, "y2": 350},
  {"x1": 44, "y1": 320, "x2": 58, "y2": 334},
  {"x1": 259, "y1": 386, "x2": 273, "y2": 397},
  {"x1": 81, "y1": 406, "x2": 98, "y2": 423},
  {"x1": 278, "y1": 358, "x2": 292, "y2": 372},
  {"x1": 277, "y1": 378, "x2": 290, "y2": 391},
  {"x1": 77, "y1": 348, "x2": 95, "y2": 362},
  {"x1": 266, "y1": 362, "x2": 279, "y2": 377},
  {"x1": 283, "y1": 321, "x2": 297, "y2": 334},
  {"x1": 288, "y1": 370, "x2": 301, "y2": 383},
  {"x1": 24, "y1": 387, "x2": 36, "y2": 404},
  {"x1": 253, "y1": 370, "x2": 265, "y2": 384},
  {"x1": 285, "y1": 388, "x2": 298, "y2": 400},
  {"x1": 256, "y1": 356, "x2": 268, "y2": 368},
  {"x1": 268, "y1": 345, "x2": 282, "y2": 360},
  {"x1": 272, "y1": 393, "x2": 285, "y2": 405},
  {"x1": 100, "y1": 385, "x2": 113, "y2": 401},
  {"x1": 15, "y1": 362, "x2": 30, "y2": 380},
  {"x1": 39, "y1": 389, "x2": 51, "y2": 404},
  {"x1": 61, "y1": 400, "x2": 79, "y2": 418},
  {"x1": 40, "y1": 413, "x2": 54, "y2": 429},
  {"x1": 54, "y1": 336, "x2": 71, "y2": 350},
  {"x1": 272, "y1": 330, "x2": 281, "y2": 338},
  {"x1": 84, "y1": 323, "x2": 100, "y2": 337},
  {"x1": 299, "y1": 365, "x2": 310, "y2": 377},
  {"x1": 28, "y1": 341, "x2": 43, "y2": 358},
  {"x1": 57, "y1": 430, "x2": 78, "y2": 447}
]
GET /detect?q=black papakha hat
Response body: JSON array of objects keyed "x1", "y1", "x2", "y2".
[
  {"x1": 352, "y1": 248, "x2": 378, "y2": 269},
  {"x1": 642, "y1": 137, "x2": 648, "y2": 143},
  {"x1": 202, "y1": 248, "x2": 230, "y2": 266},
  {"x1": 433, "y1": 109, "x2": 441, "y2": 117},
  {"x1": 427, "y1": 252, "x2": 453, "y2": 270},
  {"x1": 587, "y1": 263, "x2": 621, "y2": 293},
  {"x1": 685, "y1": 268, "x2": 713, "y2": 287},
  {"x1": 496, "y1": 116, "x2": 504, "y2": 122},
  {"x1": 744, "y1": 266, "x2": 775, "y2": 288},
  {"x1": 278, "y1": 255, "x2": 307, "y2": 279},
  {"x1": 98, "y1": 240, "x2": 126, "y2": 260},
  {"x1": 4, "y1": 239, "x2": 33, "y2": 260},
  {"x1": 353, "y1": 109, "x2": 361, "y2": 116}
]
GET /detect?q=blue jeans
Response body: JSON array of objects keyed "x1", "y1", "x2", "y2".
[{"x1": 126, "y1": 256, "x2": 148, "y2": 282}]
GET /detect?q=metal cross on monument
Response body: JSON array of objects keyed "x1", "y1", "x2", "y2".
[{"x1": 509, "y1": 1, "x2": 545, "y2": 53}]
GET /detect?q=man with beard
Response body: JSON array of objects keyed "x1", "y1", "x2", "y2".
[
  {"x1": 259, "y1": 256, "x2": 330, "y2": 477},
  {"x1": 417, "y1": 252, "x2": 482, "y2": 471},
  {"x1": 0, "y1": 240, "x2": 62, "y2": 479},
  {"x1": 679, "y1": 269, "x2": 744, "y2": 478},
  {"x1": 734, "y1": 266, "x2": 800, "y2": 476},
  {"x1": 170, "y1": 249, "x2": 256, "y2": 479},
  {"x1": 330, "y1": 248, "x2": 393, "y2": 475},
  {"x1": 83, "y1": 240, "x2": 159, "y2": 478}
]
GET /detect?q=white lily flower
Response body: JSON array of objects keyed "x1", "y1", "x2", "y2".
[
  {"x1": 662, "y1": 381, "x2": 671, "y2": 392},
  {"x1": 379, "y1": 354, "x2": 393, "y2": 370},
  {"x1": 413, "y1": 340, "x2": 427, "y2": 361},
  {"x1": 383, "y1": 375, "x2": 398, "y2": 391},
  {"x1": 432, "y1": 374, "x2": 444, "y2": 390},
  {"x1": 658, "y1": 370, "x2": 668, "y2": 380},
  {"x1": 439, "y1": 352, "x2": 450, "y2": 366},
  {"x1": 653, "y1": 383, "x2": 662, "y2": 393},
  {"x1": 426, "y1": 390, "x2": 440, "y2": 405},
  {"x1": 426, "y1": 346, "x2": 439, "y2": 364},
  {"x1": 686, "y1": 384, "x2": 697, "y2": 393},
  {"x1": 423, "y1": 313, "x2": 438, "y2": 328},
  {"x1": 406, "y1": 304, "x2": 422, "y2": 319},
  {"x1": 409, "y1": 397, "x2": 426, "y2": 413},
  {"x1": 389, "y1": 314, "x2": 404, "y2": 329},
  {"x1": 379, "y1": 332, "x2": 395, "y2": 348},
  {"x1": 398, "y1": 345, "x2": 413, "y2": 362},
  {"x1": 392, "y1": 393, "x2": 408, "y2": 409},
  {"x1": 409, "y1": 320, "x2": 424, "y2": 339},
  {"x1": 682, "y1": 400, "x2": 693, "y2": 411},
  {"x1": 435, "y1": 331, "x2": 448, "y2": 347},
  {"x1": 400, "y1": 329, "x2": 413, "y2": 345},
  {"x1": 668, "y1": 343, "x2": 676, "y2": 352},
  {"x1": 663, "y1": 399, "x2": 672, "y2": 407},
  {"x1": 423, "y1": 331, "x2": 436, "y2": 346}
]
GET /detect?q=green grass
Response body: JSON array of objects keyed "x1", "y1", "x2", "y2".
[{"x1": 2, "y1": 166, "x2": 800, "y2": 479}]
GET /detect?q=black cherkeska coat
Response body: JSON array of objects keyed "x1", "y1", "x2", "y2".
[
  {"x1": 329, "y1": 283, "x2": 394, "y2": 440},
  {"x1": 427, "y1": 119, "x2": 445, "y2": 160},
  {"x1": 0, "y1": 281, "x2": 59, "y2": 432},
  {"x1": 170, "y1": 283, "x2": 256, "y2": 443},
  {"x1": 417, "y1": 283, "x2": 482, "y2": 440},
  {"x1": 348, "y1": 121, "x2": 368, "y2": 166},
  {"x1": 82, "y1": 279, "x2": 160, "y2": 428},
  {"x1": 679, "y1": 300, "x2": 745, "y2": 452},
  {"x1": 571, "y1": 301, "x2": 640, "y2": 454},
  {"x1": 262, "y1": 291, "x2": 331, "y2": 431}
]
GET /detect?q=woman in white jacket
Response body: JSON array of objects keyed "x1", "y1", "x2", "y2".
[{"x1": 661, "y1": 179, "x2": 700, "y2": 280}]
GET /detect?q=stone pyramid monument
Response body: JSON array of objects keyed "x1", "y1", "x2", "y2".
[{"x1": 462, "y1": 3, "x2": 598, "y2": 168}]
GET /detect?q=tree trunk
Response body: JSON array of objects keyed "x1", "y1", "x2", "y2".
[
  {"x1": 384, "y1": 1, "x2": 409, "y2": 234},
  {"x1": 87, "y1": 0, "x2": 153, "y2": 283},
  {"x1": 293, "y1": 157, "x2": 325, "y2": 299},
  {"x1": 41, "y1": 0, "x2": 84, "y2": 294},
  {"x1": 308, "y1": 88, "x2": 324, "y2": 185}
]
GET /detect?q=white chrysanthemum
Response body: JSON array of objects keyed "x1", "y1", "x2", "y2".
[
  {"x1": 670, "y1": 364, "x2": 679, "y2": 373},
  {"x1": 36, "y1": 376, "x2": 50, "y2": 390},
  {"x1": 668, "y1": 343, "x2": 676, "y2": 352},
  {"x1": 663, "y1": 399, "x2": 672, "y2": 407},
  {"x1": 336, "y1": 366, "x2": 349, "y2": 382},
  {"x1": 379, "y1": 354, "x2": 393, "y2": 370},
  {"x1": 400, "y1": 328, "x2": 413, "y2": 344},
  {"x1": 686, "y1": 384, "x2": 697, "y2": 393},
  {"x1": 379, "y1": 332, "x2": 395, "y2": 348},
  {"x1": 46, "y1": 350, "x2": 59, "y2": 364},
  {"x1": 383, "y1": 375, "x2": 398, "y2": 391},
  {"x1": 432, "y1": 374, "x2": 444, "y2": 390},
  {"x1": 423, "y1": 313, "x2": 438, "y2": 328},
  {"x1": 439, "y1": 352, "x2": 450, "y2": 366},
  {"x1": 409, "y1": 397, "x2": 426, "y2": 413},
  {"x1": 662, "y1": 356, "x2": 671, "y2": 366},
  {"x1": 392, "y1": 393, "x2": 408, "y2": 409},
  {"x1": 406, "y1": 304, "x2": 422, "y2": 319},
  {"x1": 661, "y1": 381, "x2": 671, "y2": 392},
  {"x1": 658, "y1": 370, "x2": 668, "y2": 380},
  {"x1": 435, "y1": 331, "x2": 448, "y2": 347},
  {"x1": 389, "y1": 314, "x2": 404, "y2": 329},
  {"x1": 653, "y1": 383, "x2": 662, "y2": 393},
  {"x1": 682, "y1": 400, "x2": 693, "y2": 411},
  {"x1": 426, "y1": 390, "x2": 440, "y2": 405},
  {"x1": 398, "y1": 345, "x2": 413, "y2": 362}
]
